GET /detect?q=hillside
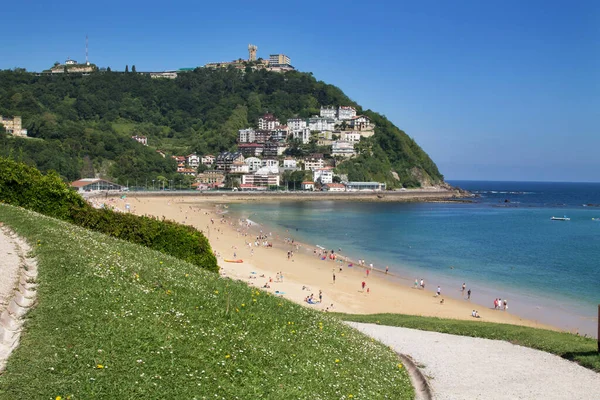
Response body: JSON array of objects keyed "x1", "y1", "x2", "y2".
[
  {"x1": 0, "y1": 68, "x2": 443, "y2": 187},
  {"x1": 0, "y1": 204, "x2": 413, "y2": 398}
]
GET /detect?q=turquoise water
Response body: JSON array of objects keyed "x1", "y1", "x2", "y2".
[{"x1": 227, "y1": 181, "x2": 600, "y2": 336}]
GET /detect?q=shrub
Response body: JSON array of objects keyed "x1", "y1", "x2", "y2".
[{"x1": 0, "y1": 157, "x2": 218, "y2": 272}]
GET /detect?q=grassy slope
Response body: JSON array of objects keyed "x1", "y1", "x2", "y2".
[
  {"x1": 339, "y1": 313, "x2": 600, "y2": 373},
  {"x1": 0, "y1": 205, "x2": 412, "y2": 399}
]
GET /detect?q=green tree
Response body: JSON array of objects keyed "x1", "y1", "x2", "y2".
[
  {"x1": 132, "y1": 65, "x2": 137, "y2": 73},
  {"x1": 125, "y1": 65, "x2": 129, "y2": 73}
]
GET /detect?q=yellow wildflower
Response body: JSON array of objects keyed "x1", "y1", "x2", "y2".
[
  {"x1": 96, "y1": 364, "x2": 104, "y2": 369},
  {"x1": 225, "y1": 354, "x2": 231, "y2": 359},
  {"x1": 335, "y1": 359, "x2": 340, "y2": 363}
]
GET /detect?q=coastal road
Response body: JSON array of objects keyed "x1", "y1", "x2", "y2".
[{"x1": 348, "y1": 322, "x2": 600, "y2": 400}]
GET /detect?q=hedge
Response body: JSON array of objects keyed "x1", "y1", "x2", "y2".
[{"x1": 0, "y1": 157, "x2": 218, "y2": 273}]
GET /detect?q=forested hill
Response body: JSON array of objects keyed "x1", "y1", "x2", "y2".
[{"x1": 0, "y1": 68, "x2": 444, "y2": 187}]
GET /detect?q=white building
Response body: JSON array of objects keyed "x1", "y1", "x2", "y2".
[
  {"x1": 201, "y1": 155, "x2": 215, "y2": 166},
  {"x1": 338, "y1": 106, "x2": 357, "y2": 120},
  {"x1": 245, "y1": 157, "x2": 262, "y2": 172},
  {"x1": 303, "y1": 157, "x2": 325, "y2": 171},
  {"x1": 256, "y1": 165, "x2": 280, "y2": 175},
  {"x1": 282, "y1": 158, "x2": 297, "y2": 169},
  {"x1": 231, "y1": 161, "x2": 250, "y2": 174},
  {"x1": 341, "y1": 131, "x2": 362, "y2": 142},
  {"x1": 258, "y1": 113, "x2": 280, "y2": 130},
  {"x1": 308, "y1": 117, "x2": 335, "y2": 132},
  {"x1": 332, "y1": 141, "x2": 356, "y2": 158},
  {"x1": 313, "y1": 168, "x2": 333, "y2": 184},
  {"x1": 292, "y1": 127, "x2": 311, "y2": 144},
  {"x1": 302, "y1": 181, "x2": 315, "y2": 191},
  {"x1": 345, "y1": 182, "x2": 386, "y2": 192},
  {"x1": 287, "y1": 118, "x2": 307, "y2": 130},
  {"x1": 186, "y1": 154, "x2": 200, "y2": 168},
  {"x1": 262, "y1": 159, "x2": 278, "y2": 168},
  {"x1": 320, "y1": 106, "x2": 337, "y2": 119},
  {"x1": 131, "y1": 135, "x2": 147, "y2": 146},
  {"x1": 65, "y1": 57, "x2": 77, "y2": 65},
  {"x1": 238, "y1": 128, "x2": 256, "y2": 143}
]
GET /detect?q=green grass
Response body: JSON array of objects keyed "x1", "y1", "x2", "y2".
[
  {"x1": 0, "y1": 205, "x2": 412, "y2": 399},
  {"x1": 338, "y1": 313, "x2": 600, "y2": 372}
]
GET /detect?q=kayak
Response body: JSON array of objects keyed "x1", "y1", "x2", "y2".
[{"x1": 224, "y1": 259, "x2": 244, "y2": 263}]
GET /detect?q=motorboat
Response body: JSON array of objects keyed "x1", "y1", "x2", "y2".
[{"x1": 551, "y1": 216, "x2": 570, "y2": 221}]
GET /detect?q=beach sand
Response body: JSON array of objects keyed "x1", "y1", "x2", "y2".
[{"x1": 102, "y1": 194, "x2": 556, "y2": 331}]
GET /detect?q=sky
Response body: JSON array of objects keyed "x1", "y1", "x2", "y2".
[{"x1": 1, "y1": 0, "x2": 599, "y2": 182}]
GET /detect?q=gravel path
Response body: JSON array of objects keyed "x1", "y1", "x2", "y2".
[
  {"x1": 348, "y1": 322, "x2": 600, "y2": 400},
  {"x1": 0, "y1": 227, "x2": 21, "y2": 312}
]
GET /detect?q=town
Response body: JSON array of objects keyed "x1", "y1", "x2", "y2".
[{"x1": 137, "y1": 107, "x2": 385, "y2": 192}]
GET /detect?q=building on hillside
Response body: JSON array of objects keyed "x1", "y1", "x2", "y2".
[
  {"x1": 245, "y1": 157, "x2": 262, "y2": 172},
  {"x1": 172, "y1": 155, "x2": 186, "y2": 163},
  {"x1": 348, "y1": 115, "x2": 372, "y2": 131},
  {"x1": 50, "y1": 57, "x2": 95, "y2": 74},
  {"x1": 238, "y1": 143, "x2": 264, "y2": 157},
  {"x1": 301, "y1": 181, "x2": 315, "y2": 191},
  {"x1": 186, "y1": 154, "x2": 200, "y2": 168},
  {"x1": 65, "y1": 57, "x2": 77, "y2": 65},
  {"x1": 345, "y1": 182, "x2": 386, "y2": 191},
  {"x1": 256, "y1": 165, "x2": 280, "y2": 175},
  {"x1": 238, "y1": 128, "x2": 256, "y2": 143},
  {"x1": 262, "y1": 141, "x2": 286, "y2": 158},
  {"x1": 258, "y1": 113, "x2": 280, "y2": 131},
  {"x1": 323, "y1": 183, "x2": 346, "y2": 192},
  {"x1": 253, "y1": 130, "x2": 271, "y2": 144},
  {"x1": 149, "y1": 71, "x2": 178, "y2": 79},
  {"x1": 0, "y1": 116, "x2": 27, "y2": 137},
  {"x1": 216, "y1": 151, "x2": 244, "y2": 172},
  {"x1": 282, "y1": 158, "x2": 297, "y2": 170},
  {"x1": 262, "y1": 159, "x2": 278, "y2": 168},
  {"x1": 287, "y1": 118, "x2": 307, "y2": 130},
  {"x1": 177, "y1": 168, "x2": 197, "y2": 176},
  {"x1": 230, "y1": 161, "x2": 250, "y2": 174},
  {"x1": 338, "y1": 106, "x2": 357, "y2": 120},
  {"x1": 308, "y1": 117, "x2": 335, "y2": 132},
  {"x1": 242, "y1": 173, "x2": 280, "y2": 188},
  {"x1": 313, "y1": 168, "x2": 333, "y2": 184},
  {"x1": 70, "y1": 178, "x2": 125, "y2": 193},
  {"x1": 320, "y1": 106, "x2": 337, "y2": 119},
  {"x1": 196, "y1": 170, "x2": 225, "y2": 186},
  {"x1": 269, "y1": 54, "x2": 291, "y2": 66},
  {"x1": 331, "y1": 141, "x2": 356, "y2": 158},
  {"x1": 303, "y1": 157, "x2": 325, "y2": 171},
  {"x1": 270, "y1": 126, "x2": 289, "y2": 142},
  {"x1": 201, "y1": 154, "x2": 215, "y2": 166},
  {"x1": 292, "y1": 127, "x2": 311, "y2": 144},
  {"x1": 340, "y1": 131, "x2": 361, "y2": 142}
]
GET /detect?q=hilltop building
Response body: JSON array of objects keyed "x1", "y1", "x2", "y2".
[
  {"x1": 0, "y1": 116, "x2": 27, "y2": 137},
  {"x1": 205, "y1": 46, "x2": 295, "y2": 73}
]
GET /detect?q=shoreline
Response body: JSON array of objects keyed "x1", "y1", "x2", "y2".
[
  {"x1": 88, "y1": 187, "x2": 472, "y2": 203},
  {"x1": 100, "y1": 194, "x2": 565, "y2": 334}
]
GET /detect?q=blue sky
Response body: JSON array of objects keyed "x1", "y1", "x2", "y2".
[{"x1": 1, "y1": 0, "x2": 598, "y2": 181}]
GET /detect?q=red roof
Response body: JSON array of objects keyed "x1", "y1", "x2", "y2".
[
  {"x1": 302, "y1": 181, "x2": 314, "y2": 185},
  {"x1": 326, "y1": 183, "x2": 345, "y2": 188}
]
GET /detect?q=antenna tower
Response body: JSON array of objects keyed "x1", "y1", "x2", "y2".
[{"x1": 86, "y1": 35, "x2": 89, "y2": 65}]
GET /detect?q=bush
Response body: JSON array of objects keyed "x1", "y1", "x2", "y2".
[{"x1": 0, "y1": 157, "x2": 218, "y2": 272}]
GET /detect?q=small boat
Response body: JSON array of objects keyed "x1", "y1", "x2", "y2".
[
  {"x1": 592, "y1": 218, "x2": 600, "y2": 222},
  {"x1": 551, "y1": 216, "x2": 570, "y2": 221},
  {"x1": 224, "y1": 259, "x2": 244, "y2": 263}
]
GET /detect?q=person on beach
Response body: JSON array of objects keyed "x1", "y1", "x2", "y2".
[
  {"x1": 332, "y1": 273, "x2": 336, "y2": 284},
  {"x1": 319, "y1": 290, "x2": 323, "y2": 303},
  {"x1": 385, "y1": 266, "x2": 389, "y2": 274},
  {"x1": 467, "y1": 289, "x2": 471, "y2": 300},
  {"x1": 366, "y1": 269, "x2": 370, "y2": 277},
  {"x1": 462, "y1": 283, "x2": 466, "y2": 293},
  {"x1": 436, "y1": 286, "x2": 441, "y2": 297},
  {"x1": 361, "y1": 281, "x2": 366, "y2": 290},
  {"x1": 503, "y1": 299, "x2": 508, "y2": 311},
  {"x1": 420, "y1": 279, "x2": 425, "y2": 289},
  {"x1": 414, "y1": 279, "x2": 419, "y2": 288}
]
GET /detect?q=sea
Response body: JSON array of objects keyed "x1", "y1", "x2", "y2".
[{"x1": 226, "y1": 181, "x2": 600, "y2": 337}]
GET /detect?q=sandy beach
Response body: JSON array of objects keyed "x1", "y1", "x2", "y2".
[{"x1": 100, "y1": 194, "x2": 556, "y2": 331}]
